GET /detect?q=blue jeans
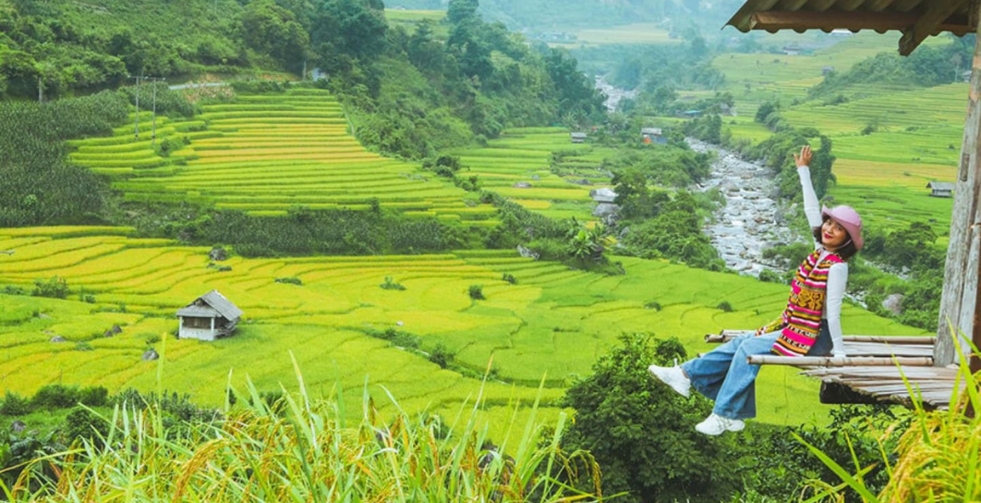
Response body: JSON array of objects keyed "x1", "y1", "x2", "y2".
[{"x1": 681, "y1": 322, "x2": 832, "y2": 420}]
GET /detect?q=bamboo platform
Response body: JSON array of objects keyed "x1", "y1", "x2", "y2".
[{"x1": 705, "y1": 329, "x2": 958, "y2": 409}]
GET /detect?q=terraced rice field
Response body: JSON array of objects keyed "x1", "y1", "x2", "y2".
[
  {"x1": 717, "y1": 33, "x2": 964, "y2": 236},
  {"x1": 452, "y1": 128, "x2": 616, "y2": 221},
  {"x1": 0, "y1": 228, "x2": 925, "y2": 428},
  {"x1": 715, "y1": 33, "x2": 892, "y2": 116},
  {"x1": 69, "y1": 88, "x2": 494, "y2": 223}
]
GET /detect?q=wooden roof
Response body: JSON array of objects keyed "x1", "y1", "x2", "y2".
[{"x1": 726, "y1": 0, "x2": 979, "y2": 55}]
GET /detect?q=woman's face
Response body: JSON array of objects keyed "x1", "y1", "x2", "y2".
[{"x1": 821, "y1": 218, "x2": 849, "y2": 250}]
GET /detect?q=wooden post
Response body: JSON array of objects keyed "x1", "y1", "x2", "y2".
[
  {"x1": 937, "y1": 5, "x2": 981, "y2": 367},
  {"x1": 973, "y1": 225, "x2": 981, "y2": 375}
]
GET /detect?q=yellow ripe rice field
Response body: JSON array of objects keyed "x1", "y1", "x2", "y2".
[{"x1": 68, "y1": 88, "x2": 497, "y2": 222}]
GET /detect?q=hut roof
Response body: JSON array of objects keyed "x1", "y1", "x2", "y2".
[
  {"x1": 927, "y1": 181, "x2": 955, "y2": 190},
  {"x1": 590, "y1": 187, "x2": 618, "y2": 203},
  {"x1": 725, "y1": 0, "x2": 976, "y2": 55},
  {"x1": 177, "y1": 290, "x2": 243, "y2": 320}
]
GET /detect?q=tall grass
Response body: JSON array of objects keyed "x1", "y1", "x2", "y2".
[
  {"x1": 798, "y1": 331, "x2": 981, "y2": 502},
  {"x1": 1, "y1": 357, "x2": 601, "y2": 502}
]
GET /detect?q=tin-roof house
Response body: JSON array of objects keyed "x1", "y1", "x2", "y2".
[
  {"x1": 926, "y1": 181, "x2": 954, "y2": 198},
  {"x1": 177, "y1": 290, "x2": 243, "y2": 341}
]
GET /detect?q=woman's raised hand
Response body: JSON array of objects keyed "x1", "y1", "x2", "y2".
[{"x1": 794, "y1": 145, "x2": 812, "y2": 168}]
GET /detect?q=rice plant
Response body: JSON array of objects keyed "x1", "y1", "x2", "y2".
[
  {"x1": 797, "y1": 330, "x2": 981, "y2": 502},
  {"x1": 1, "y1": 363, "x2": 603, "y2": 502}
]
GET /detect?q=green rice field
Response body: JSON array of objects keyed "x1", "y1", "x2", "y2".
[
  {"x1": 716, "y1": 33, "x2": 965, "y2": 238},
  {"x1": 0, "y1": 228, "x2": 926, "y2": 434},
  {"x1": 451, "y1": 127, "x2": 617, "y2": 221},
  {"x1": 3, "y1": 40, "x2": 947, "y2": 438}
]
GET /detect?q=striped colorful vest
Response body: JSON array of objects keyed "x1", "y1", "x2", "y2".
[{"x1": 759, "y1": 249, "x2": 843, "y2": 357}]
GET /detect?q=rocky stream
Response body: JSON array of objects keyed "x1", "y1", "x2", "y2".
[{"x1": 688, "y1": 139, "x2": 787, "y2": 277}]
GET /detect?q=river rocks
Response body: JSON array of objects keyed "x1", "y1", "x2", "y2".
[
  {"x1": 689, "y1": 139, "x2": 783, "y2": 277},
  {"x1": 517, "y1": 245, "x2": 540, "y2": 260},
  {"x1": 142, "y1": 349, "x2": 159, "y2": 361},
  {"x1": 50, "y1": 336, "x2": 66, "y2": 343},
  {"x1": 882, "y1": 293, "x2": 905, "y2": 315}
]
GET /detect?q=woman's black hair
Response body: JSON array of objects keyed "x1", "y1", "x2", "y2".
[{"x1": 813, "y1": 215, "x2": 859, "y2": 261}]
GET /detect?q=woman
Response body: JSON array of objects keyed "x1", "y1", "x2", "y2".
[{"x1": 648, "y1": 145, "x2": 864, "y2": 436}]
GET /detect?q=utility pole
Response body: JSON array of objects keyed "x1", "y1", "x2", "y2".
[
  {"x1": 130, "y1": 75, "x2": 143, "y2": 140},
  {"x1": 143, "y1": 77, "x2": 166, "y2": 146},
  {"x1": 37, "y1": 76, "x2": 43, "y2": 103}
]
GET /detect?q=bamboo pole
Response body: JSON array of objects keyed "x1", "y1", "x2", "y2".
[
  {"x1": 705, "y1": 332, "x2": 935, "y2": 344},
  {"x1": 747, "y1": 355, "x2": 933, "y2": 367}
]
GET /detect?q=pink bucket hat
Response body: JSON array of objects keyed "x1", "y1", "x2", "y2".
[{"x1": 821, "y1": 205, "x2": 863, "y2": 250}]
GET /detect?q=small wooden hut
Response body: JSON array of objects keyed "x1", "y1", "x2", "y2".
[
  {"x1": 177, "y1": 290, "x2": 243, "y2": 341},
  {"x1": 927, "y1": 181, "x2": 955, "y2": 197},
  {"x1": 724, "y1": 0, "x2": 981, "y2": 406},
  {"x1": 570, "y1": 132, "x2": 588, "y2": 143}
]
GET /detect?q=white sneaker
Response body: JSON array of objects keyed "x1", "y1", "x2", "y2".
[
  {"x1": 647, "y1": 364, "x2": 691, "y2": 398},
  {"x1": 695, "y1": 413, "x2": 745, "y2": 436}
]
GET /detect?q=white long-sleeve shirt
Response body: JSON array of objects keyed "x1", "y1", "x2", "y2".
[{"x1": 799, "y1": 166, "x2": 848, "y2": 357}]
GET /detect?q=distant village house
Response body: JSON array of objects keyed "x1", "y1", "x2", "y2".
[
  {"x1": 641, "y1": 127, "x2": 666, "y2": 144},
  {"x1": 926, "y1": 181, "x2": 954, "y2": 198},
  {"x1": 177, "y1": 290, "x2": 243, "y2": 341},
  {"x1": 570, "y1": 132, "x2": 587, "y2": 143}
]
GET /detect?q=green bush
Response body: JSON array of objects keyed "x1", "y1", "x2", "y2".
[
  {"x1": 501, "y1": 273, "x2": 517, "y2": 284},
  {"x1": 468, "y1": 284, "x2": 485, "y2": 300},
  {"x1": 32, "y1": 276, "x2": 69, "y2": 299},
  {"x1": 757, "y1": 269, "x2": 785, "y2": 284},
  {"x1": 560, "y1": 333, "x2": 737, "y2": 502},
  {"x1": 31, "y1": 384, "x2": 79, "y2": 410},
  {"x1": 428, "y1": 343, "x2": 454, "y2": 369},
  {"x1": 77, "y1": 386, "x2": 109, "y2": 407},
  {"x1": 64, "y1": 406, "x2": 110, "y2": 448},
  {"x1": 274, "y1": 277, "x2": 303, "y2": 286},
  {"x1": 0, "y1": 391, "x2": 34, "y2": 416},
  {"x1": 717, "y1": 301, "x2": 733, "y2": 312},
  {"x1": 390, "y1": 331, "x2": 420, "y2": 349},
  {"x1": 380, "y1": 276, "x2": 406, "y2": 291}
]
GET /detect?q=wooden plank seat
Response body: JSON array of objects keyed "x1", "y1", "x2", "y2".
[{"x1": 703, "y1": 329, "x2": 957, "y2": 408}]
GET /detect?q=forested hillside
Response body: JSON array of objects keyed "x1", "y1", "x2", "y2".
[{"x1": 0, "y1": 0, "x2": 605, "y2": 232}]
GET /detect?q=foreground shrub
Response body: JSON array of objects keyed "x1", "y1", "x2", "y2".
[
  {"x1": 0, "y1": 391, "x2": 33, "y2": 416},
  {"x1": 800, "y1": 337, "x2": 981, "y2": 502},
  {"x1": 560, "y1": 333, "x2": 738, "y2": 502},
  {"x1": 7, "y1": 374, "x2": 602, "y2": 502}
]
